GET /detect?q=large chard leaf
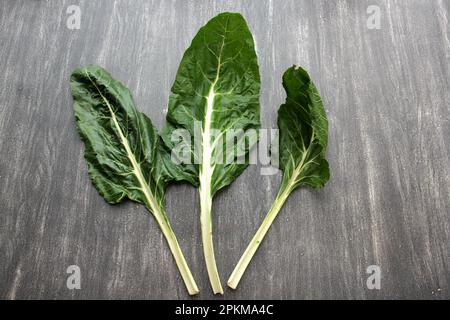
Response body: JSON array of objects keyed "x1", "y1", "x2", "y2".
[
  {"x1": 162, "y1": 12, "x2": 260, "y2": 294},
  {"x1": 70, "y1": 65, "x2": 199, "y2": 295},
  {"x1": 228, "y1": 66, "x2": 330, "y2": 289},
  {"x1": 163, "y1": 12, "x2": 260, "y2": 192}
]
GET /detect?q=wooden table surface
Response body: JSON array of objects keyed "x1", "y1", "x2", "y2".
[{"x1": 0, "y1": 0, "x2": 449, "y2": 300}]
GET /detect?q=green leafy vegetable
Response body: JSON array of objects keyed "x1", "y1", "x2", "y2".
[
  {"x1": 70, "y1": 65, "x2": 199, "y2": 295},
  {"x1": 227, "y1": 66, "x2": 330, "y2": 289},
  {"x1": 162, "y1": 12, "x2": 260, "y2": 294}
]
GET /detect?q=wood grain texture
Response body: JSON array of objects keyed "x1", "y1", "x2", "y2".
[{"x1": 0, "y1": 0, "x2": 448, "y2": 299}]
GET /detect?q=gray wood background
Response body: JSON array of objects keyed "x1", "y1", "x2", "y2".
[{"x1": 0, "y1": 0, "x2": 449, "y2": 300}]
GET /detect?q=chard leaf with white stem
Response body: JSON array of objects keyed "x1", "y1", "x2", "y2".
[
  {"x1": 162, "y1": 12, "x2": 260, "y2": 294},
  {"x1": 227, "y1": 66, "x2": 330, "y2": 289},
  {"x1": 70, "y1": 65, "x2": 199, "y2": 295}
]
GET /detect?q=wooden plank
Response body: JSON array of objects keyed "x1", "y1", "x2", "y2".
[{"x1": 0, "y1": 0, "x2": 448, "y2": 299}]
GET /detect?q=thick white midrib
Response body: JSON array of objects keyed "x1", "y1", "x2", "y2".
[
  {"x1": 199, "y1": 76, "x2": 221, "y2": 203},
  {"x1": 198, "y1": 29, "x2": 227, "y2": 293},
  {"x1": 199, "y1": 87, "x2": 216, "y2": 200},
  {"x1": 199, "y1": 84, "x2": 223, "y2": 294}
]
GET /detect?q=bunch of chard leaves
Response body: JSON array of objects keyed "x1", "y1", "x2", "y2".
[{"x1": 70, "y1": 13, "x2": 330, "y2": 295}]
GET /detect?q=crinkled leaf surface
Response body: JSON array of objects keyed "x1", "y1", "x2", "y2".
[
  {"x1": 278, "y1": 66, "x2": 330, "y2": 193},
  {"x1": 71, "y1": 65, "x2": 173, "y2": 211}
]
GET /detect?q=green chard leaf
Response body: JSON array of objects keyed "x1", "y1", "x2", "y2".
[
  {"x1": 228, "y1": 66, "x2": 330, "y2": 289},
  {"x1": 162, "y1": 12, "x2": 260, "y2": 294},
  {"x1": 70, "y1": 65, "x2": 199, "y2": 295},
  {"x1": 278, "y1": 66, "x2": 330, "y2": 192}
]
